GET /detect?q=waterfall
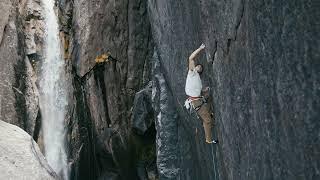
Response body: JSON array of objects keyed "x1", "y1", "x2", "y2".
[{"x1": 39, "y1": 0, "x2": 69, "y2": 179}]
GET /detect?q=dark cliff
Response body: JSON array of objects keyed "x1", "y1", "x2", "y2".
[
  {"x1": 0, "y1": 0, "x2": 319, "y2": 180},
  {"x1": 147, "y1": 0, "x2": 319, "y2": 179}
]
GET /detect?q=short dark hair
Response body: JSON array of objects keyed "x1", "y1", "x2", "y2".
[{"x1": 196, "y1": 64, "x2": 203, "y2": 75}]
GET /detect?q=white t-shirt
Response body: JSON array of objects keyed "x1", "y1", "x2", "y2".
[{"x1": 185, "y1": 69, "x2": 202, "y2": 97}]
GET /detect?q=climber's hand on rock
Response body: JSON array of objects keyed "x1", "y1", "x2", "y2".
[
  {"x1": 204, "y1": 86, "x2": 210, "y2": 92},
  {"x1": 199, "y1": 43, "x2": 206, "y2": 50}
]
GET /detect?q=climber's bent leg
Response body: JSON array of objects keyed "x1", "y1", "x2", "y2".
[
  {"x1": 191, "y1": 99, "x2": 216, "y2": 143},
  {"x1": 197, "y1": 103, "x2": 214, "y2": 143}
]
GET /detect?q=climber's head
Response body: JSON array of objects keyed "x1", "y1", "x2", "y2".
[{"x1": 195, "y1": 64, "x2": 203, "y2": 75}]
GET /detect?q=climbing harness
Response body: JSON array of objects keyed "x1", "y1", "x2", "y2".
[{"x1": 184, "y1": 96, "x2": 207, "y2": 113}]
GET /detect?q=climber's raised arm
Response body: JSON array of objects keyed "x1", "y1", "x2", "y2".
[{"x1": 188, "y1": 43, "x2": 205, "y2": 70}]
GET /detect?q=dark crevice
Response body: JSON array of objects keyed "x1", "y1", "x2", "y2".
[
  {"x1": 0, "y1": 24, "x2": 7, "y2": 48},
  {"x1": 234, "y1": 0, "x2": 244, "y2": 41},
  {"x1": 71, "y1": 70, "x2": 98, "y2": 180},
  {"x1": 140, "y1": 24, "x2": 153, "y2": 89},
  {"x1": 93, "y1": 65, "x2": 111, "y2": 126},
  {"x1": 33, "y1": 109, "x2": 42, "y2": 141},
  {"x1": 76, "y1": 55, "x2": 118, "y2": 81},
  {"x1": 142, "y1": 29, "x2": 154, "y2": 87},
  {"x1": 224, "y1": 0, "x2": 244, "y2": 56},
  {"x1": 211, "y1": 41, "x2": 218, "y2": 63},
  {"x1": 132, "y1": 123, "x2": 158, "y2": 180},
  {"x1": 226, "y1": 38, "x2": 232, "y2": 54},
  {"x1": 27, "y1": 53, "x2": 40, "y2": 70},
  {"x1": 13, "y1": 11, "x2": 29, "y2": 133},
  {"x1": 25, "y1": 14, "x2": 42, "y2": 21}
]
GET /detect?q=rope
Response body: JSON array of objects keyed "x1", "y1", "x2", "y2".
[
  {"x1": 178, "y1": 98, "x2": 219, "y2": 179},
  {"x1": 211, "y1": 144, "x2": 218, "y2": 180}
]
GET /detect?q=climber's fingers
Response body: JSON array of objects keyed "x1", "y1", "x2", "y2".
[{"x1": 200, "y1": 43, "x2": 206, "y2": 49}]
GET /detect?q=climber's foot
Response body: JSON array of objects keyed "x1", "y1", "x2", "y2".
[{"x1": 206, "y1": 139, "x2": 218, "y2": 144}]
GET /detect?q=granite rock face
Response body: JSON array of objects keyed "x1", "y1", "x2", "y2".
[
  {"x1": 0, "y1": 0, "x2": 319, "y2": 180},
  {"x1": 0, "y1": 0, "x2": 25, "y2": 127},
  {"x1": 28, "y1": 0, "x2": 320, "y2": 179},
  {"x1": 0, "y1": 0, "x2": 41, "y2": 139},
  {"x1": 63, "y1": 0, "x2": 155, "y2": 179},
  {"x1": 148, "y1": 0, "x2": 319, "y2": 179},
  {"x1": 152, "y1": 51, "x2": 180, "y2": 180},
  {"x1": 0, "y1": 120, "x2": 58, "y2": 180},
  {"x1": 131, "y1": 83, "x2": 153, "y2": 136}
]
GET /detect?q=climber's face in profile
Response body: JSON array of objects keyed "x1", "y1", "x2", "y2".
[{"x1": 195, "y1": 64, "x2": 203, "y2": 75}]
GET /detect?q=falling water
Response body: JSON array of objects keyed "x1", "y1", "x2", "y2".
[{"x1": 39, "y1": 0, "x2": 69, "y2": 179}]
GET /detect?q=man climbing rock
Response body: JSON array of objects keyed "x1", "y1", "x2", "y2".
[{"x1": 184, "y1": 43, "x2": 218, "y2": 144}]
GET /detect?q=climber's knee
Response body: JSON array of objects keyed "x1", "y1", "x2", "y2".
[{"x1": 203, "y1": 121, "x2": 213, "y2": 142}]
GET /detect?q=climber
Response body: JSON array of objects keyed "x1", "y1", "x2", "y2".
[{"x1": 184, "y1": 43, "x2": 218, "y2": 144}]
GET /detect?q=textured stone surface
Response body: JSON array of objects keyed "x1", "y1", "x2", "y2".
[
  {"x1": 65, "y1": 0, "x2": 319, "y2": 179},
  {"x1": 131, "y1": 83, "x2": 157, "y2": 180},
  {"x1": 148, "y1": 1, "x2": 219, "y2": 179},
  {"x1": 0, "y1": 0, "x2": 22, "y2": 126},
  {"x1": 23, "y1": 0, "x2": 44, "y2": 56},
  {"x1": 0, "y1": 120, "x2": 58, "y2": 180},
  {"x1": 66, "y1": 0, "x2": 155, "y2": 179},
  {"x1": 0, "y1": 0, "x2": 10, "y2": 42},
  {"x1": 152, "y1": 51, "x2": 180, "y2": 180},
  {"x1": 131, "y1": 83, "x2": 153, "y2": 135},
  {"x1": 1, "y1": 0, "x2": 318, "y2": 180},
  {"x1": 148, "y1": 0, "x2": 319, "y2": 179},
  {"x1": 126, "y1": 0, "x2": 153, "y2": 104},
  {"x1": 72, "y1": 0, "x2": 129, "y2": 78},
  {"x1": 0, "y1": 0, "x2": 41, "y2": 139}
]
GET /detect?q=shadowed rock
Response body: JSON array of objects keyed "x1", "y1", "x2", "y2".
[{"x1": 131, "y1": 82, "x2": 153, "y2": 135}]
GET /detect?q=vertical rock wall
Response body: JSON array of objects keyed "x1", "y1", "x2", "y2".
[
  {"x1": 61, "y1": 0, "x2": 155, "y2": 179},
  {"x1": 0, "y1": 0, "x2": 24, "y2": 126},
  {"x1": 1, "y1": 0, "x2": 318, "y2": 180},
  {"x1": 0, "y1": 0, "x2": 41, "y2": 138},
  {"x1": 148, "y1": 0, "x2": 319, "y2": 179}
]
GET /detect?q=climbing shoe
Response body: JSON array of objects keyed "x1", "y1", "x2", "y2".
[{"x1": 206, "y1": 139, "x2": 218, "y2": 144}]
